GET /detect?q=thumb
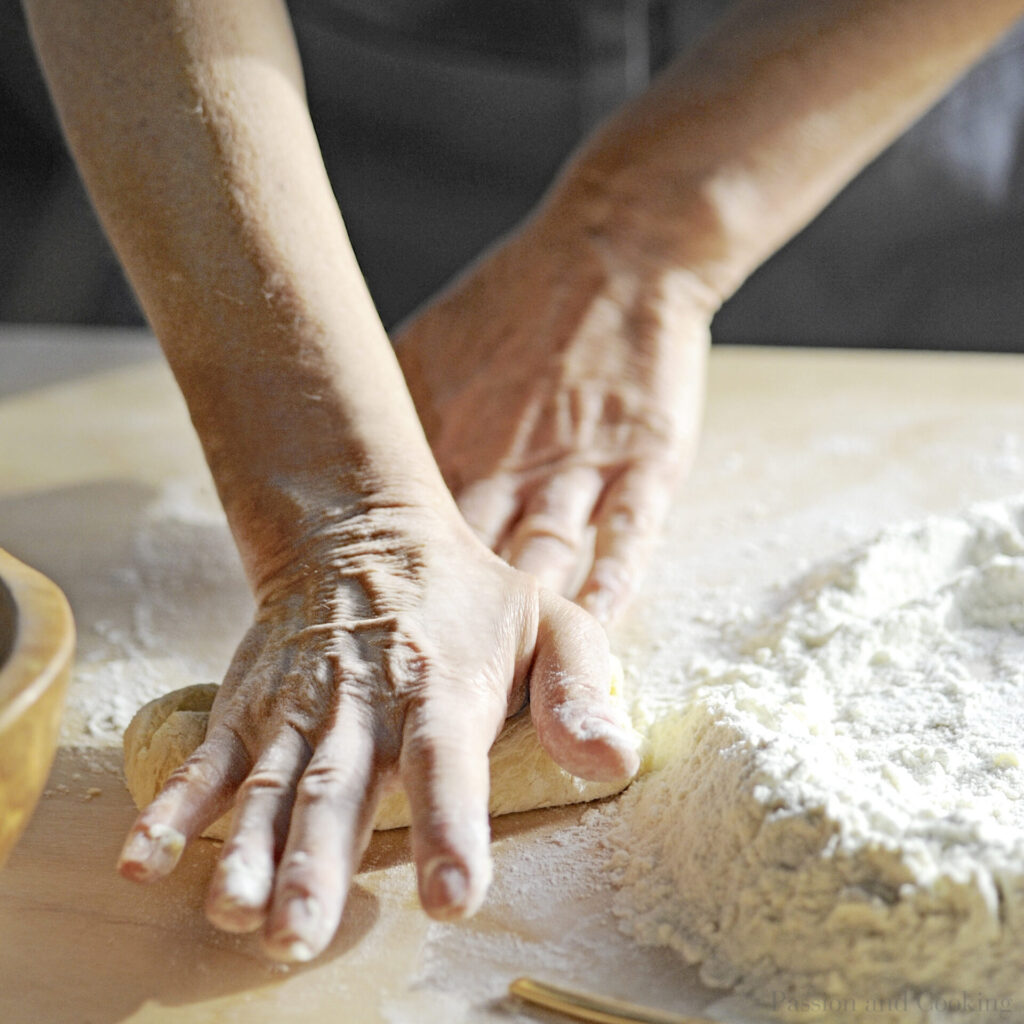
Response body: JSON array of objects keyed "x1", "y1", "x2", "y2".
[{"x1": 528, "y1": 588, "x2": 641, "y2": 784}]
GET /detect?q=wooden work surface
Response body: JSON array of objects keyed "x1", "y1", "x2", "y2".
[{"x1": 2, "y1": 325, "x2": 1024, "y2": 1024}]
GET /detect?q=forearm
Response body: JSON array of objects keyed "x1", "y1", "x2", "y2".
[
  {"x1": 552, "y1": 0, "x2": 1024, "y2": 306},
  {"x1": 24, "y1": 0, "x2": 448, "y2": 582}
]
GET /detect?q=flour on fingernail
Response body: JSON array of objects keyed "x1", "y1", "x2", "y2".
[
  {"x1": 119, "y1": 822, "x2": 186, "y2": 879},
  {"x1": 215, "y1": 850, "x2": 271, "y2": 909}
]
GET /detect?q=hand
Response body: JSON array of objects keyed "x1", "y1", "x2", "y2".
[
  {"x1": 396, "y1": 200, "x2": 712, "y2": 625},
  {"x1": 117, "y1": 499, "x2": 639, "y2": 962}
]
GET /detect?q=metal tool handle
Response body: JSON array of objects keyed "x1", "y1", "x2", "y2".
[{"x1": 508, "y1": 976, "x2": 716, "y2": 1024}]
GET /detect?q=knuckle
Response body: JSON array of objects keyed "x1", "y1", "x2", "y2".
[
  {"x1": 163, "y1": 753, "x2": 220, "y2": 794},
  {"x1": 630, "y1": 402, "x2": 680, "y2": 446},
  {"x1": 582, "y1": 559, "x2": 635, "y2": 603},
  {"x1": 215, "y1": 711, "x2": 260, "y2": 752},
  {"x1": 601, "y1": 493, "x2": 655, "y2": 533},
  {"x1": 593, "y1": 556, "x2": 635, "y2": 589},
  {"x1": 236, "y1": 769, "x2": 290, "y2": 802},
  {"x1": 516, "y1": 513, "x2": 579, "y2": 552},
  {"x1": 382, "y1": 616, "x2": 437, "y2": 691},
  {"x1": 607, "y1": 506, "x2": 648, "y2": 534},
  {"x1": 275, "y1": 856, "x2": 315, "y2": 886},
  {"x1": 294, "y1": 763, "x2": 365, "y2": 811}
]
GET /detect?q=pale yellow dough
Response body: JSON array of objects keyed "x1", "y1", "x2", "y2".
[{"x1": 123, "y1": 670, "x2": 637, "y2": 837}]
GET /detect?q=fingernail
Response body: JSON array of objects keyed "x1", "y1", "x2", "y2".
[
  {"x1": 282, "y1": 939, "x2": 316, "y2": 963},
  {"x1": 216, "y1": 851, "x2": 270, "y2": 907},
  {"x1": 266, "y1": 895, "x2": 323, "y2": 963},
  {"x1": 118, "y1": 823, "x2": 185, "y2": 881},
  {"x1": 424, "y1": 860, "x2": 469, "y2": 918},
  {"x1": 579, "y1": 715, "x2": 635, "y2": 747},
  {"x1": 208, "y1": 853, "x2": 271, "y2": 931},
  {"x1": 580, "y1": 716, "x2": 642, "y2": 778}
]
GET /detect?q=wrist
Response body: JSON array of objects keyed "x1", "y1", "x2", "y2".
[
  {"x1": 540, "y1": 152, "x2": 735, "y2": 318},
  {"x1": 187, "y1": 346, "x2": 456, "y2": 590},
  {"x1": 164, "y1": 308, "x2": 456, "y2": 586},
  {"x1": 220, "y1": 469, "x2": 460, "y2": 599}
]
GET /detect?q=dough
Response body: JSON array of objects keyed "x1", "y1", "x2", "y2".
[
  {"x1": 605, "y1": 498, "x2": 1024, "y2": 1018},
  {"x1": 123, "y1": 668, "x2": 638, "y2": 837}
]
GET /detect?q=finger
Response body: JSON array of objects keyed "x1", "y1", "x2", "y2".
[
  {"x1": 503, "y1": 466, "x2": 604, "y2": 595},
  {"x1": 261, "y1": 707, "x2": 383, "y2": 963},
  {"x1": 529, "y1": 589, "x2": 640, "y2": 784},
  {"x1": 400, "y1": 691, "x2": 505, "y2": 922},
  {"x1": 456, "y1": 476, "x2": 520, "y2": 550},
  {"x1": 205, "y1": 725, "x2": 312, "y2": 934},
  {"x1": 117, "y1": 723, "x2": 252, "y2": 884},
  {"x1": 575, "y1": 462, "x2": 675, "y2": 625}
]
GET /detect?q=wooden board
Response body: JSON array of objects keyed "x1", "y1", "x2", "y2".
[{"x1": 2, "y1": 327, "x2": 1023, "y2": 1024}]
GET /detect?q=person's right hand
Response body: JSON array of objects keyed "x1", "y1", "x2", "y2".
[{"x1": 117, "y1": 496, "x2": 639, "y2": 963}]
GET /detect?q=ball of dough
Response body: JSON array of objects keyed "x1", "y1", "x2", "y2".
[
  {"x1": 123, "y1": 670, "x2": 639, "y2": 839},
  {"x1": 122, "y1": 682, "x2": 219, "y2": 814}
]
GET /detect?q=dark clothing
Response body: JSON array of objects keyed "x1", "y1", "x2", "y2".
[{"x1": 2, "y1": 2, "x2": 1023, "y2": 348}]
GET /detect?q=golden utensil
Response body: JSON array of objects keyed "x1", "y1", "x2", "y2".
[{"x1": 509, "y1": 976, "x2": 717, "y2": 1024}]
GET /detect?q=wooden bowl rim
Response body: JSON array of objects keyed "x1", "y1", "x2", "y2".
[{"x1": 0, "y1": 548, "x2": 75, "y2": 732}]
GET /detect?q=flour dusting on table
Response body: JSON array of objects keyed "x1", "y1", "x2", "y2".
[{"x1": 61, "y1": 479, "x2": 251, "y2": 747}]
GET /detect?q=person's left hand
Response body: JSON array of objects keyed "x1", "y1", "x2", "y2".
[{"x1": 396, "y1": 200, "x2": 712, "y2": 625}]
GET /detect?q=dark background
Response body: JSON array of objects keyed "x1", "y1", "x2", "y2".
[{"x1": 2, "y1": 1, "x2": 1023, "y2": 349}]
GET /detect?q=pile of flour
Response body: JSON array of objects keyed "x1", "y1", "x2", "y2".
[{"x1": 604, "y1": 497, "x2": 1024, "y2": 1019}]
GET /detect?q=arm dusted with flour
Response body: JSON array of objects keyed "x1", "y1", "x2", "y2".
[
  {"x1": 397, "y1": 0, "x2": 1024, "y2": 620},
  {"x1": 23, "y1": 0, "x2": 640, "y2": 962}
]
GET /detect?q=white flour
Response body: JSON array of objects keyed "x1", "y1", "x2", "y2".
[
  {"x1": 61, "y1": 478, "x2": 252, "y2": 747},
  {"x1": 604, "y1": 497, "x2": 1024, "y2": 1021}
]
